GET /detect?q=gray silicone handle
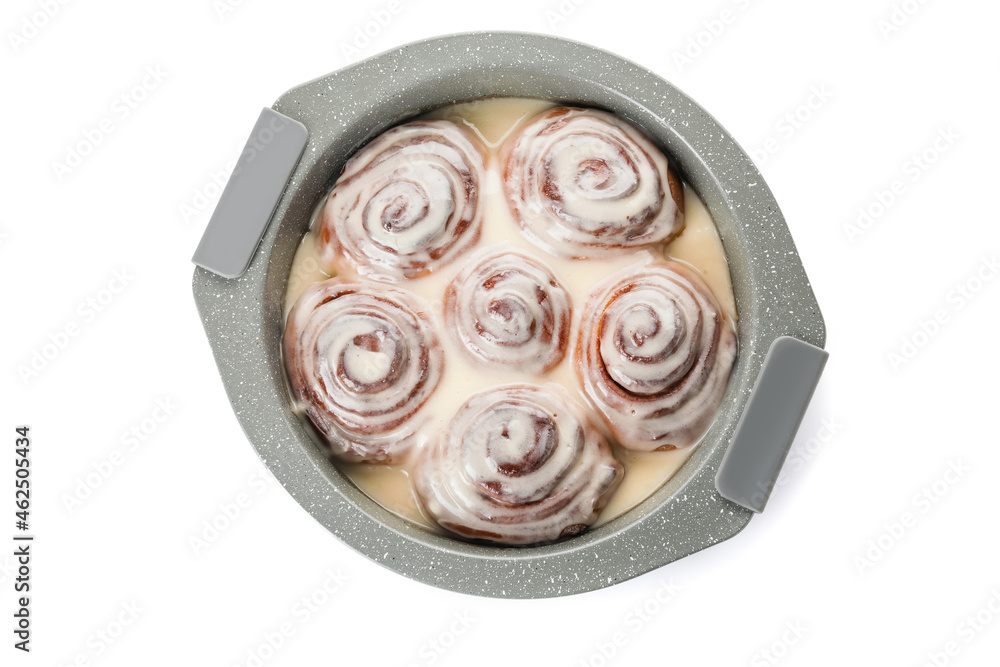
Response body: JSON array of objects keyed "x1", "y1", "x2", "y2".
[
  {"x1": 715, "y1": 336, "x2": 828, "y2": 513},
  {"x1": 192, "y1": 108, "x2": 308, "y2": 279}
]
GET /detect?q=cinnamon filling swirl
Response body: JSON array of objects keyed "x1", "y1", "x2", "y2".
[
  {"x1": 502, "y1": 107, "x2": 684, "y2": 258},
  {"x1": 444, "y1": 247, "x2": 571, "y2": 374},
  {"x1": 414, "y1": 385, "x2": 623, "y2": 545},
  {"x1": 283, "y1": 279, "x2": 443, "y2": 463},
  {"x1": 576, "y1": 262, "x2": 737, "y2": 451},
  {"x1": 318, "y1": 120, "x2": 486, "y2": 281}
]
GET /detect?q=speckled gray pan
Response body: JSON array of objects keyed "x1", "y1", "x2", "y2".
[{"x1": 192, "y1": 32, "x2": 827, "y2": 598}]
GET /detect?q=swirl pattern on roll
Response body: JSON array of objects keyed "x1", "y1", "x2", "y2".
[
  {"x1": 283, "y1": 278, "x2": 443, "y2": 463},
  {"x1": 576, "y1": 262, "x2": 737, "y2": 451},
  {"x1": 414, "y1": 385, "x2": 623, "y2": 545},
  {"x1": 317, "y1": 120, "x2": 486, "y2": 281},
  {"x1": 444, "y1": 247, "x2": 571, "y2": 374},
  {"x1": 502, "y1": 107, "x2": 684, "y2": 258}
]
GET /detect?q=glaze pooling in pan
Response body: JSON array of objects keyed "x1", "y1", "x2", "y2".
[{"x1": 283, "y1": 97, "x2": 738, "y2": 544}]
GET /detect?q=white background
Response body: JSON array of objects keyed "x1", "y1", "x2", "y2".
[{"x1": 2, "y1": 0, "x2": 999, "y2": 665}]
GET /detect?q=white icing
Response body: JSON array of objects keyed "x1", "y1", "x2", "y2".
[
  {"x1": 579, "y1": 262, "x2": 738, "y2": 451},
  {"x1": 340, "y1": 343, "x2": 393, "y2": 387},
  {"x1": 318, "y1": 121, "x2": 484, "y2": 281},
  {"x1": 414, "y1": 384, "x2": 621, "y2": 544},
  {"x1": 284, "y1": 97, "x2": 738, "y2": 531},
  {"x1": 445, "y1": 245, "x2": 570, "y2": 374},
  {"x1": 502, "y1": 107, "x2": 682, "y2": 257},
  {"x1": 283, "y1": 282, "x2": 442, "y2": 463}
]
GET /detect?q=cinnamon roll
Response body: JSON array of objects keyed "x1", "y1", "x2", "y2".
[
  {"x1": 317, "y1": 120, "x2": 486, "y2": 281},
  {"x1": 502, "y1": 107, "x2": 684, "y2": 259},
  {"x1": 443, "y1": 247, "x2": 571, "y2": 374},
  {"x1": 414, "y1": 385, "x2": 623, "y2": 545},
  {"x1": 576, "y1": 262, "x2": 737, "y2": 451},
  {"x1": 283, "y1": 279, "x2": 443, "y2": 463}
]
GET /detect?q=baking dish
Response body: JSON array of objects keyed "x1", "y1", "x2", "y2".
[{"x1": 192, "y1": 31, "x2": 827, "y2": 598}]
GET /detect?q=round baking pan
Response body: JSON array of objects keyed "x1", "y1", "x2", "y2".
[{"x1": 192, "y1": 31, "x2": 827, "y2": 598}]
